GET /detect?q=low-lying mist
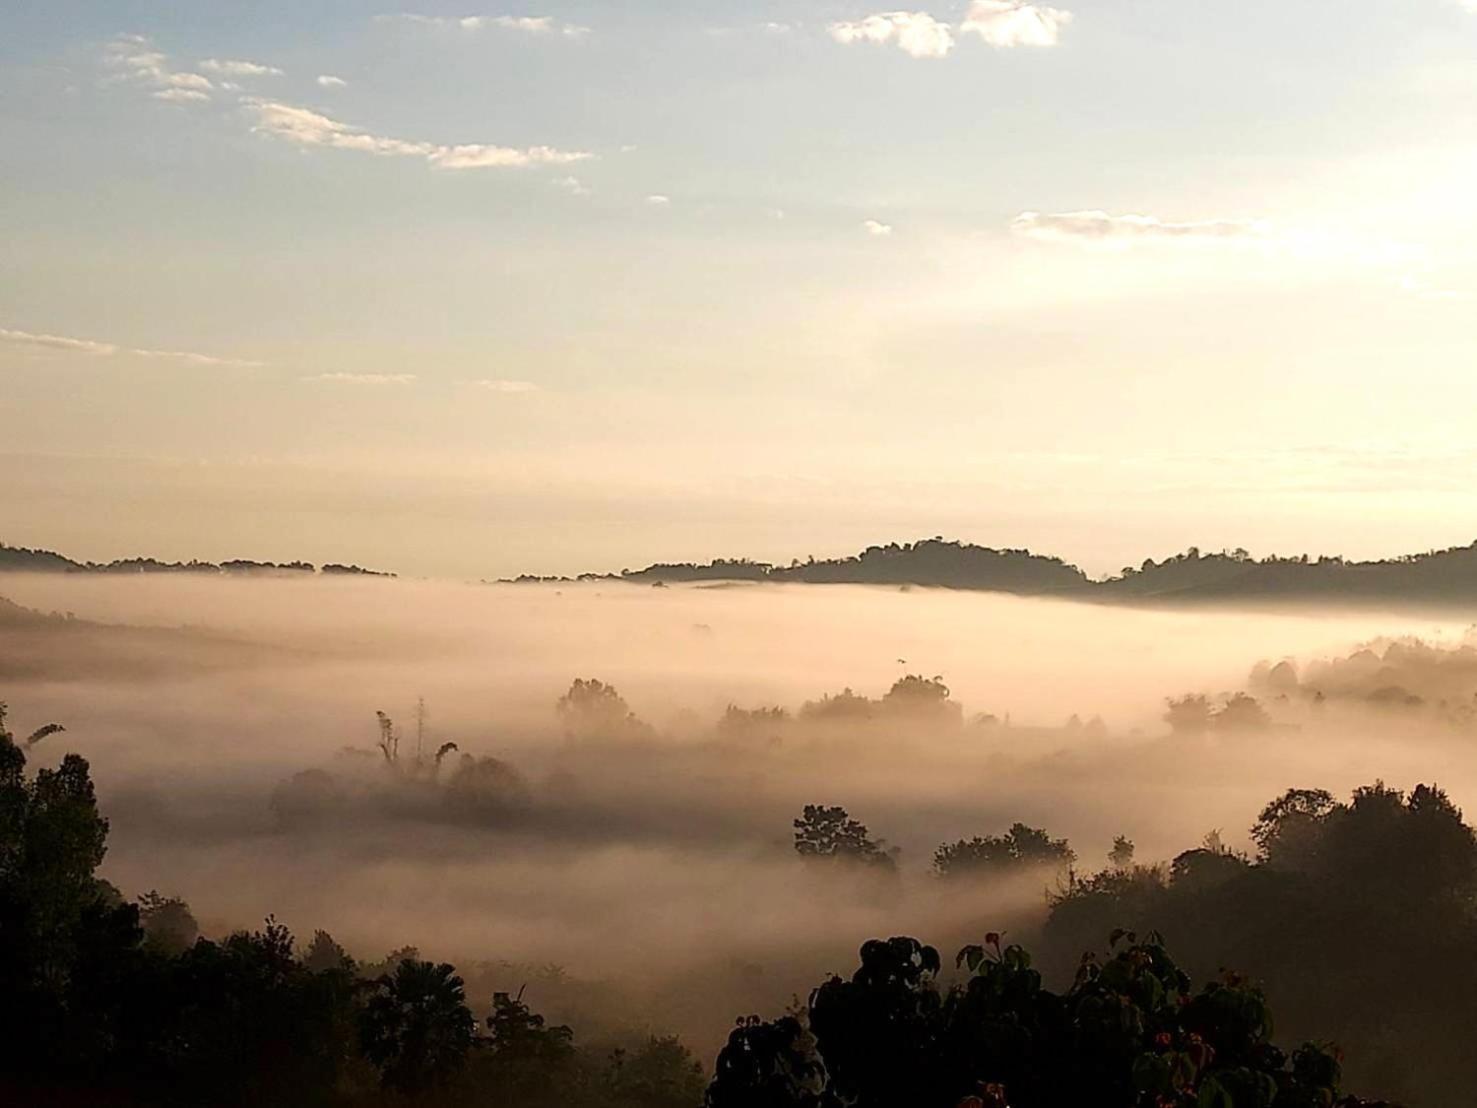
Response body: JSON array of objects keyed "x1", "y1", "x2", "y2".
[{"x1": 2, "y1": 572, "x2": 1473, "y2": 1056}]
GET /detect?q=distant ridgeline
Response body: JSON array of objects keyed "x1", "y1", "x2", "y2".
[
  {"x1": 0, "y1": 543, "x2": 394, "y2": 578},
  {"x1": 513, "y1": 537, "x2": 1477, "y2": 605}
]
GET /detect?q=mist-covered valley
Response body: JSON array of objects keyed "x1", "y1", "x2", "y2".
[{"x1": 5, "y1": 571, "x2": 1476, "y2": 1101}]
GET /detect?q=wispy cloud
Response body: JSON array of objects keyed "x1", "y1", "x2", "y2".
[
  {"x1": 153, "y1": 88, "x2": 212, "y2": 104},
  {"x1": 382, "y1": 13, "x2": 591, "y2": 37},
  {"x1": 862, "y1": 219, "x2": 894, "y2": 236},
  {"x1": 1011, "y1": 210, "x2": 1269, "y2": 244},
  {"x1": 552, "y1": 175, "x2": 590, "y2": 196},
  {"x1": 646, "y1": 194, "x2": 671, "y2": 206},
  {"x1": 1, "y1": 326, "x2": 262, "y2": 367},
  {"x1": 106, "y1": 34, "x2": 215, "y2": 101},
  {"x1": 470, "y1": 378, "x2": 540, "y2": 392},
  {"x1": 304, "y1": 372, "x2": 417, "y2": 384},
  {"x1": 829, "y1": 12, "x2": 955, "y2": 59},
  {"x1": 316, "y1": 74, "x2": 348, "y2": 88},
  {"x1": 199, "y1": 58, "x2": 283, "y2": 77},
  {"x1": 960, "y1": 1, "x2": 1073, "y2": 48},
  {"x1": 244, "y1": 99, "x2": 592, "y2": 170}
]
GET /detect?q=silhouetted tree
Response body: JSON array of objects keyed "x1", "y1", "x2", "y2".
[
  {"x1": 138, "y1": 890, "x2": 199, "y2": 956},
  {"x1": 793, "y1": 806, "x2": 896, "y2": 870},
  {"x1": 360, "y1": 959, "x2": 476, "y2": 1095},
  {"x1": 933, "y1": 823, "x2": 1075, "y2": 879},
  {"x1": 558, "y1": 679, "x2": 654, "y2": 741},
  {"x1": 1164, "y1": 694, "x2": 1213, "y2": 736}
]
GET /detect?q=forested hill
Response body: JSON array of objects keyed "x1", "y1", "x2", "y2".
[
  {"x1": 14, "y1": 536, "x2": 1477, "y2": 605},
  {"x1": 544, "y1": 538, "x2": 1477, "y2": 606},
  {"x1": 0, "y1": 543, "x2": 394, "y2": 578}
]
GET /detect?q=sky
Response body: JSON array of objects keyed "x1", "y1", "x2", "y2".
[{"x1": 3, "y1": 1, "x2": 1477, "y2": 579}]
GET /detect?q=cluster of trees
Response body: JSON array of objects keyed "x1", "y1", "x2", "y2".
[
  {"x1": 1163, "y1": 693, "x2": 1273, "y2": 736},
  {"x1": 1248, "y1": 640, "x2": 1477, "y2": 725},
  {"x1": 792, "y1": 805, "x2": 1078, "y2": 885}
]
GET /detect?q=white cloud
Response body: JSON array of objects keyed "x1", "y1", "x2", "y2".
[
  {"x1": 1011, "y1": 210, "x2": 1269, "y2": 244},
  {"x1": 862, "y1": 219, "x2": 894, "y2": 236},
  {"x1": 960, "y1": 1, "x2": 1073, "y2": 48},
  {"x1": 304, "y1": 372, "x2": 417, "y2": 384},
  {"x1": 829, "y1": 12, "x2": 955, "y2": 58},
  {"x1": 552, "y1": 175, "x2": 590, "y2": 195},
  {"x1": 106, "y1": 35, "x2": 215, "y2": 102},
  {"x1": 199, "y1": 58, "x2": 283, "y2": 77},
  {"x1": 153, "y1": 88, "x2": 212, "y2": 104},
  {"x1": 471, "y1": 378, "x2": 540, "y2": 392},
  {"x1": 646, "y1": 194, "x2": 671, "y2": 206},
  {"x1": 244, "y1": 99, "x2": 591, "y2": 170},
  {"x1": 317, "y1": 74, "x2": 348, "y2": 88},
  {"x1": 0, "y1": 326, "x2": 261, "y2": 367},
  {"x1": 385, "y1": 13, "x2": 590, "y2": 36}
]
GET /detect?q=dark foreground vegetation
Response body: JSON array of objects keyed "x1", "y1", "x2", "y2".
[{"x1": 1, "y1": 699, "x2": 1430, "y2": 1107}]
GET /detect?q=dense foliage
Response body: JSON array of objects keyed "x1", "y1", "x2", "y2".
[
  {"x1": 1045, "y1": 782, "x2": 1476, "y2": 1106},
  {"x1": 709, "y1": 932, "x2": 1392, "y2": 1108}
]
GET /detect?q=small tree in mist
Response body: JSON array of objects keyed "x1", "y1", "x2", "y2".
[
  {"x1": 1163, "y1": 694, "x2": 1213, "y2": 736},
  {"x1": 932, "y1": 823, "x2": 1075, "y2": 879},
  {"x1": 604, "y1": 1035, "x2": 707, "y2": 1108},
  {"x1": 1108, "y1": 835, "x2": 1135, "y2": 870},
  {"x1": 798, "y1": 689, "x2": 874, "y2": 723},
  {"x1": 301, "y1": 928, "x2": 353, "y2": 973},
  {"x1": 1216, "y1": 692, "x2": 1271, "y2": 732},
  {"x1": 138, "y1": 890, "x2": 199, "y2": 955},
  {"x1": 475, "y1": 987, "x2": 578, "y2": 1104},
  {"x1": 558, "y1": 679, "x2": 654, "y2": 741},
  {"x1": 717, "y1": 705, "x2": 790, "y2": 746},
  {"x1": 793, "y1": 806, "x2": 897, "y2": 870},
  {"x1": 880, "y1": 676, "x2": 963, "y2": 724}
]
